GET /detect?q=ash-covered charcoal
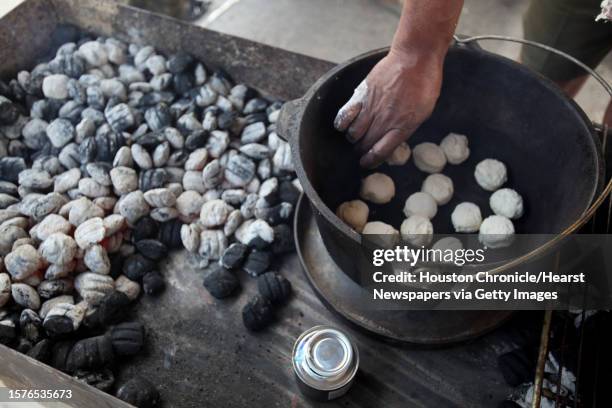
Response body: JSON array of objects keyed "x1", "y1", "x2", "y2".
[
  {"x1": 257, "y1": 272, "x2": 292, "y2": 304},
  {"x1": 224, "y1": 154, "x2": 256, "y2": 187},
  {"x1": 224, "y1": 209, "x2": 243, "y2": 237},
  {"x1": 279, "y1": 179, "x2": 300, "y2": 206},
  {"x1": 205, "y1": 130, "x2": 229, "y2": 158},
  {"x1": 145, "y1": 103, "x2": 172, "y2": 131},
  {"x1": 118, "y1": 191, "x2": 150, "y2": 224},
  {"x1": 202, "y1": 159, "x2": 223, "y2": 189},
  {"x1": 220, "y1": 242, "x2": 248, "y2": 270},
  {"x1": 19, "y1": 309, "x2": 43, "y2": 343},
  {"x1": 74, "y1": 272, "x2": 114, "y2": 305},
  {"x1": 110, "y1": 321, "x2": 144, "y2": 356},
  {"x1": 139, "y1": 168, "x2": 168, "y2": 192},
  {"x1": 198, "y1": 230, "x2": 227, "y2": 261},
  {"x1": 115, "y1": 376, "x2": 160, "y2": 408},
  {"x1": 66, "y1": 334, "x2": 114, "y2": 372},
  {"x1": 203, "y1": 265, "x2": 239, "y2": 299},
  {"x1": 259, "y1": 177, "x2": 279, "y2": 205},
  {"x1": 142, "y1": 271, "x2": 165, "y2": 295},
  {"x1": 74, "y1": 368, "x2": 115, "y2": 392},
  {"x1": 242, "y1": 295, "x2": 274, "y2": 331},
  {"x1": 43, "y1": 302, "x2": 86, "y2": 337},
  {"x1": 114, "y1": 275, "x2": 141, "y2": 301},
  {"x1": 46, "y1": 117, "x2": 77, "y2": 149},
  {"x1": 255, "y1": 202, "x2": 293, "y2": 226},
  {"x1": 37, "y1": 278, "x2": 74, "y2": 299},
  {"x1": 241, "y1": 122, "x2": 266, "y2": 144},
  {"x1": 242, "y1": 250, "x2": 271, "y2": 277},
  {"x1": 235, "y1": 219, "x2": 274, "y2": 249},
  {"x1": 200, "y1": 199, "x2": 232, "y2": 228},
  {"x1": 123, "y1": 254, "x2": 155, "y2": 282},
  {"x1": 0, "y1": 273, "x2": 11, "y2": 307},
  {"x1": 0, "y1": 157, "x2": 27, "y2": 183}
]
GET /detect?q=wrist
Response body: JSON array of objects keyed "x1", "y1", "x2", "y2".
[{"x1": 387, "y1": 45, "x2": 446, "y2": 72}]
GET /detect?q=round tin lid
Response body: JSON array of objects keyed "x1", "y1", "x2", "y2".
[{"x1": 293, "y1": 326, "x2": 359, "y2": 391}]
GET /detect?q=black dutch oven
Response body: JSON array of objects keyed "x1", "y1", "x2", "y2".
[{"x1": 277, "y1": 42, "x2": 605, "y2": 285}]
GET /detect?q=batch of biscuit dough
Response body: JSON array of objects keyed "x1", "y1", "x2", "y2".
[{"x1": 336, "y1": 133, "x2": 524, "y2": 249}]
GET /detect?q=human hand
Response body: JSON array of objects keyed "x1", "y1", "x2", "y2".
[{"x1": 334, "y1": 49, "x2": 444, "y2": 168}]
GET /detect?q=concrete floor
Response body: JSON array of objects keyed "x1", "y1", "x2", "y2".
[{"x1": 1, "y1": 0, "x2": 610, "y2": 119}]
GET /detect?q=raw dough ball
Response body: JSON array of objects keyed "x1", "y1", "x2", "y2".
[
  {"x1": 362, "y1": 221, "x2": 400, "y2": 247},
  {"x1": 360, "y1": 173, "x2": 395, "y2": 204},
  {"x1": 421, "y1": 174, "x2": 454, "y2": 205},
  {"x1": 386, "y1": 142, "x2": 411, "y2": 166},
  {"x1": 403, "y1": 192, "x2": 437, "y2": 220},
  {"x1": 475, "y1": 159, "x2": 507, "y2": 191},
  {"x1": 440, "y1": 133, "x2": 470, "y2": 164},
  {"x1": 413, "y1": 142, "x2": 447, "y2": 173},
  {"x1": 479, "y1": 215, "x2": 515, "y2": 248},
  {"x1": 490, "y1": 188, "x2": 524, "y2": 219},
  {"x1": 336, "y1": 200, "x2": 369, "y2": 232},
  {"x1": 451, "y1": 202, "x2": 482, "y2": 233},
  {"x1": 400, "y1": 215, "x2": 434, "y2": 247}
]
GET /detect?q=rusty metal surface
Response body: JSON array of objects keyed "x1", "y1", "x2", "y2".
[{"x1": 0, "y1": 1, "x2": 523, "y2": 407}]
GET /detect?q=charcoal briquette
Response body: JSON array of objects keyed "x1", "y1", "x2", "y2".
[
  {"x1": 203, "y1": 266, "x2": 239, "y2": 299},
  {"x1": 66, "y1": 334, "x2": 114, "y2": 372},
  {"x1": 271, "y1": 224, "x2": 294, "y2": 254},
  {"x1": 115, "y1": 376, "x2": 160, "y2": 408},
  {"x1": 110, "y1": 321, "x2": 144, "y2": 356},
  {"x1": 0, "y1": 95, "x2": 19, "y2": 125},
  {"x1": 105, "y1": 102, "x2": 134, "y2": 133},
  {"x1": 133, "y1": 216, "x2": 159, "y2": 242},
  {"x1": 139, "y1": 168, "x2": 168, "y2": 191},
  {"x1": 220, "y1": 243, "x2": 248, "y2": 270},
  {"x1": 85, "y1": 291, "x2": 131, "y2": 329},
  {"x1": 74, "y1": 368, "x2": 115, "y2": 392},
  {"x1": 0, "y1": 319, "x2": 17, "y2": 345},
  {"x1": 279, "y1": 180, "x2": 300, "y2": 206},
  {"x1": 184, "y1": 130, "x2": 207, "y2": 151},
  {"x1": 242, "y1": 295, "x2": 274, "y2": 331},
  {"x1": 258, "y1": 272, "x2": 291, "y2": 304},
  {"x1": 123, "y1": 254, "x2": 155, "y2": 282},
  {"x1": 158, "y1": 219, "x2": 183, "y2": 249},
  {"x1": 43, "y1": 314, "x2": 75, "y2": 337},
  {"x1": 243, "y1": 250, "x2": 271, "y2": 277},
  {"x1": 27, "y1": 338, "x2": 52, "y2": 363},
  {"x1": 145, "y1": 103, "x2": 171, "y2": 131},
  {"x1": 143, "y1": 271, "x2": 165, "y2": 295},
  {"x1": 0, "y1": 157, "x2": 26, "y2": 183},
  {"x1": 224, "y1": 154, "x2": 255, "y2": 187},
  {"x1": 167, "y1": 52, "x2": 194, "y2": 74},
  {"x1": 51, "y1": 340, "x2": 75, "y2": 372},
  {"x1": 135, "y1": 239, "x2": 168, "y2": 260}
]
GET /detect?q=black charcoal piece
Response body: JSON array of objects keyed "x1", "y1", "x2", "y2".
[
  {"x1": 43, "y1": 315, "x2": 75, "y2": 337},
  {"x1": 79, "y1": 136, "x2": 97, "y2": 164},
  {"x1": 142, "y1": 271, "x2": 165, "y2": 296},
  {"x1": 27, "y1": 339, "x2": 52, "y2": 363},
  {"x1": 242, "y1": 295, "x2": 274, "y2": 331},
  {"x1": 173, "y1": 72, "x2": 194, "y2": 95},
  {"x1": 271, "y1": 224, "x2": 294, "y2": 254},
  {"x1": 51, "y1": 340, "x2": 75, "y2": 372},
  {"x1": 243, "y1": 97, "x2": 268, "y2": 114},
  {"x1": 133, "y1": 216, "x2": 159, "y2": 242},
  {"x1": 220, "y1": 243, "x2": 248, "y2": 269},
  {"x1": 109, "y1": 253, "x2": 125, "y2": 279},
  {"x1": 0, "y1": 320, "x2": 17, "y2": 345},
  {"x1": 95, "y1": 132, "x2": 124, "y2": 163},
  {"x1": 167, "y1": 52, "x2": 194, "y2": 73},
  {"x1": 116, "y1": 376, "x2": 160, "y2": 408},
  {"x1": 66, "y1": 334, "x2": 114, "y2": 372},
  {"x1": 133, "y1": 131, "x2": 164, "y2": 151},
  {"x1": 243, "y1": 250, "x2": 271, "y2": 277},
  {"x1": 139, "y1": 168, "x2": 168, "y2": 191},
  {"x1": 123, "y1": 254, "x2": 155, "y2": 282},
  {"x1": 85, "y1": 291, "x2": 132, "y2": 328},
  {"x1": 57, "y1": 53, "x2": 86, "y2": 78},
  {"x1": 8, "y1": 140, "x2": 30, "y2": 160},
  {"x1": 256, "y1": 203, "x2": 293, "y2": 226},
  {"x1": 279, "y1": 180, "x2": 300, "y2": 206},
  {"x1": 167, "y1": 150, "x2": 189, "y2": 167},
  {"x1": 203, "y1": 266, "x2": 239, "y2": 299},
  {"x1": 257, "y1": 272, "x2": 292, "y2": 304},
  {"x1": 74, "y1": 368, "x2": 115, "y2": 392},
  {"x1": 135, "y1": 239, "x2": 168, "y2": 261},
  {"x1": 244, "y1": 112, "x2": 268, "y2": 125},
  {"x1": 110, "y1": 321, "x2": 144, "y2": 356},
  {"x1": 0, "y1": 157, "x2": 26, "y2": 183},
  {"x1": 217, "y1": 111, "x2": 236, "y2": 130},
  {"x1": 16, "y1": 337, "x2": 33, "y2": 353},
  {"x1": 158, "y1": 219, "x2": 183, "y2": 249},
  {"x1": 19, "y1": 309, "x2": 43, "y2": 342},
  {"x1": 105, "y1": 103, "x2": 134, "y2": 133},
  {"x1": 184, "y1": 130, "x2": 207, "y2": 151}
]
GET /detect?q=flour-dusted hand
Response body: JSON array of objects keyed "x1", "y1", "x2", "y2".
[
  {"x1": 334, "y1": 50, "x2": 444, "y2": 168},
  {"x1": 334, "y1": 0, "x2": 464, "y2": 168}
]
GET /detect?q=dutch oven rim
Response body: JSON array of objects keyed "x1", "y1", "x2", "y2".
[{"x1": 279, "y1": 44, "x2": 605, "y2": 268}]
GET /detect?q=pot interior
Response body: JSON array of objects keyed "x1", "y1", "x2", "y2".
[{"x1": 298, "y1": 46, "x2": 602, "y2": 238}]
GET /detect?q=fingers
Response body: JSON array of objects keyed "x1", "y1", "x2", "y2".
[
  {"x1": 334, "y1": 80, "x2": 368, "y2": 132},
  {"x1": 360, "y1": 128, "x2": 408, "y2": 168},
  {"x1": 346, "y1": 108, "x2": 374, "y2": 143}
]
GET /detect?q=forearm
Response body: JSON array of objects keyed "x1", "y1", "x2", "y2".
[{"x1": 391, "y1": 0, "x2": 463, "y2": 63}]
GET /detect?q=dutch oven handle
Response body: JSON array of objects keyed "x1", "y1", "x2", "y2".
[{"x1": 276, "y1": 98, "x2": 306, "y2": 145}]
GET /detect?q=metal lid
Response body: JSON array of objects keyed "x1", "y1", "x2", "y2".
[{"x1": 293, "y1": 325, "x2": 359, "y2": 391}]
